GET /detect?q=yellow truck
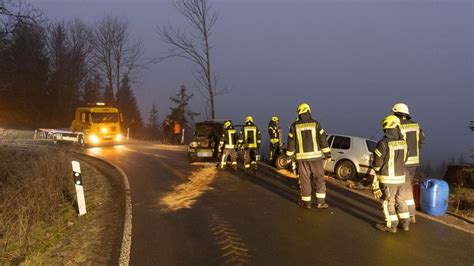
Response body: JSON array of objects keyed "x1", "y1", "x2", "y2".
[{"x1": 38, "y1": 103, "x2": 123, "y2": 146}]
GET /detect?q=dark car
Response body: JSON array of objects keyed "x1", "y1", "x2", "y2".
[{"x1": 187, "y1": 121, "x2": 224, "y2": 162}]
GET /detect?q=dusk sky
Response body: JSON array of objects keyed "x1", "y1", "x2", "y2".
[{"x1": 33, "y1": 0, "x2": 473, "y2": 165}]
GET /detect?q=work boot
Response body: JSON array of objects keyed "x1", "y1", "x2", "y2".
[
  {"x1": 299, "y1": 201, "x2": 311, "y2": 209},
  {"x1": 410, "y1": 216, "x2": 416, "y2": 224},
  {"x1": 316, "y1": 202, "x2": 329, "y2": 209},
  {"x1": 375, "y1": 223, "x2": 397, "y2": 233},
  {"x1": 398, "y1": 220, "x2": 410, "y2": 232}
]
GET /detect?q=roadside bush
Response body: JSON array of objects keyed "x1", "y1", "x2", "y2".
[{"x1": 0, "y1": 146, "x2": 73, "y2": 263}]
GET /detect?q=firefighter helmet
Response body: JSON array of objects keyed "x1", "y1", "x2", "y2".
[
  {"x1": 271, "y1": 116, "x2": 279, "y2": 122},
  {"x1": 381, "y1": 115, "x2": 401, "y2": 129},
  {"x1": 245, "y1": 116, "x2": 254, "y2": 123},
  {"x1": 224, "y1": 120, "x2": 232, "y2": 129},
  {"x1": 296, "y1": 103, "x2": 311, "y2": 115},
  {"x1": 392, "y1": 103, "x2": 410, "y2": 115}
]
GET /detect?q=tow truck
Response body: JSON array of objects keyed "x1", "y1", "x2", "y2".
[{"x1": 37, "y1": 103, "x2": 123, "y2": 147}]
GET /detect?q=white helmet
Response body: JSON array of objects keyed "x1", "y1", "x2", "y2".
[{"x1": 392, "y1": 103, "x2": 410, "y2": 115}]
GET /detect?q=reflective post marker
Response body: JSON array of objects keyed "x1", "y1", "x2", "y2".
[{"x1": 72, "y1": 160, "x2": 87, "y2": 216}]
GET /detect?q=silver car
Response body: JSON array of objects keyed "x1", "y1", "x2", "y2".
[{"x1": 324, "y1": 134, "x2": 377, "y2": 180}]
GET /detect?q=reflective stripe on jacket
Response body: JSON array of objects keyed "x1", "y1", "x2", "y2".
[
  {"x1": 286, "y1": 113, "x2": 330, "y2": 161},
  {"x1": 399, "y1": 119, "x2": 424, "y2": 166},
  {"x1": 220, "y1": 127, "x2": 237, "y2": 149},
  {"x1": 239, "y1": 122, "x2": 261, "y2": 149},
  {"x1": 372, "y1": 131, "x2": 407, "y2": 184}
]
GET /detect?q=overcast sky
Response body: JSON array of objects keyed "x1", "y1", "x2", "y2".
[{"x1": 33, "y1": 0, "x2": 473, "y2": 165}]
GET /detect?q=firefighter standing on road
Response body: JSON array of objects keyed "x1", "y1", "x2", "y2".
[
  {"x1": 392, "y1": 103, "x2": 425, "y2": 223},
  {"x1": 372, "y1": 115, "x2": 410, "y2": 233},
  {"x1": 219, "y1": 120, "x2": 238, "y2": 171},
  {"x1": 238, "y1": 116, "x2": 261, "y2": 175},
  {"x1": 268, "y1": 116, "x2": 282, "y2": 165},
  {"x1": 286, "y1": 103, "x2": 331, "y2": 209}
]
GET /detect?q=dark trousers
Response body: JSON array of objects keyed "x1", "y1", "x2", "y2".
[
  {"x1": 269, "y1": 142, "x2": 280, "y2": 162},
  {"x1": 220, "y1": 148, "x2": 237, "y2": 169},
  {"x1": 381, "y1": 183, "x2": 410, "y2": 228},
  {"x1": 297, "y1": 159, "x2": 326, "y2": 204},
  {"x1": 244, "y1": 149, "x2": 257, "y2": 170},
  {"x1": 402, "y1": 166, "x2": 417, "y2": 217}
]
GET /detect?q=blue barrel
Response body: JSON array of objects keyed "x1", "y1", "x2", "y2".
[{"x1": 420, "y1": 179, "x2": 449, "y2": 216}]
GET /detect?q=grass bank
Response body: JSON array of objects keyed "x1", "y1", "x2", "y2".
[{"x1": 0, "y1": 142, "x2": 121, "y2": 264}]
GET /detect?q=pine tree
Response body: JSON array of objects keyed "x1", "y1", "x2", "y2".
[
  {"x1": 82, "y1": 74, "x2": 103, "y2": 104},
  {"x1": 118, "y1": 75, "x2": 143, "y2": 138},
  {"x1": 168, "y1": 85, "x2": 199, "y2": 130},
  {"x1": 147, "y1": 104, "x2": 160, "y2": 139}
]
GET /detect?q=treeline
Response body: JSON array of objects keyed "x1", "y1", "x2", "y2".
[
  {"x1": 417, "y1": 154, "x2": 469, "y2": 179},
  {"x1": 0, "y1": 3, "x2": 143, "y2": 133}
]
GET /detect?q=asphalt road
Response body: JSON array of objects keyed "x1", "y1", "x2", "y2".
[{"x1": 83, "y1": 142, "x2": 473, "y2": 265}]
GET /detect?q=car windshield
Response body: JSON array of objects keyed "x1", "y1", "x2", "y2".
[
  {"x1": 91, "y1": 113, "x2": 119, "y2": 123},
  {"x1": 366, "y1": 140, "x2": 377, "y2": 152}
]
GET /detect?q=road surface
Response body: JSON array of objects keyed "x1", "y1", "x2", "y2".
[{"x1": 83, "y1": 142, "x2": 473, "y2": 265}]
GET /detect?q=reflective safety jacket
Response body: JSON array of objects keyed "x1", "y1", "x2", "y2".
[
  {"x1": 398, "y1": 118, "x2": 425, "y2": 167},
  {"x1": 238, "y1": 122, "x2": 261, "y2": 149},
  {"x1": 286, "y1": 113, "x2": 330, "y2": 161},
  {"x1": 268, "y1": 121, "x2": 282, "y2": 144},
  {"x1": 372, "y1": 129, "x2": 407, "y2": 184},
  {"x1": 220, "y1": 126, "x2": 238, "y2": 149}
]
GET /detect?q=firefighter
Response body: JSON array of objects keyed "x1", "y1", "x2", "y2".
[
  {"x1": 372, "y1": 115, "x2": 410, "y2": 233},
  {"x1": 219, "y1": 120, "x2": 238, "y2": 171},
  {"x1": 286, "y1": 103, "x2": 331, "y2": 209},
  {"x1": 238, "y1": 116, "x2": 261, "y2": 175},
  {"x1": 392, "y1": 103, "x2": 425, "y2": 223},
  {"x1": 268, "y1": 116, "x2": 282, "y2": 164}
]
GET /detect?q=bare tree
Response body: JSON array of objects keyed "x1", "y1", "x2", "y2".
[
  {"x1": 0, "y1": 0, "x2": 42, "y2": 35},
  {"x1": 157, "y1": 0, "x2": 220, "y2": 120},
  {"x1": 91, "y1": 15, "x2": 143, "y2": 104}
]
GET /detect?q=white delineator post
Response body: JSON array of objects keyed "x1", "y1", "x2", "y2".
[{"x1": 72, "y1": 160, "x2": 87, "y2": 216}]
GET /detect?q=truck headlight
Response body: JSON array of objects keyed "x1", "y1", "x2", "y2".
[
  {"x1": 189, "y1": 141, "x2": 198, "y2": 148},
  {"x1": 116, "y1": 134, "x2": 122, "y2": 141},
  {"x1": 89, "y1": 135, "x2": 99, "y2": 144}
]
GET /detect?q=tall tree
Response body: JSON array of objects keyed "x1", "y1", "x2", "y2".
[
  {"x1": 147, "y1": 104, "x2": 160, "y2": 139},
  {"x1": 157, "y1": 0, "x2": 221, "y2": 120},
  {"x1": 0, "y1": 0, "x2": 41, "y2": 35},
  {"x1": 0, "y1": 22, "x2": 49, "y2": 127},
  {"x1": 117, "y1": 75, "x2": 143, "y2": 137},
  {"x1": 91, "y1": 15, "x2": 143, "y2": 104},
  {"x1": 46, "y1": 19, "x2": 91, "y2": 125},
  {"x1": 82, "y1": 74, "x2": 103, "y2": 104},
  {"x1": 168, "y1": 85, "x2": 199, "y2": 131}
]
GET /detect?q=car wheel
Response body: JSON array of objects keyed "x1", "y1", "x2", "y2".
[
  {"x1": 275, "y1": 154, "x2": 291, "y2": 169},
  {"x1": 52, "y1": 134, "x2": 59, "y2": 144},
  {"x1": 335, "y1": 160, "x2": 357, "y2": 181},
  {"x1": 78, "y1": 135, "x2": 86, "y2": 147}
]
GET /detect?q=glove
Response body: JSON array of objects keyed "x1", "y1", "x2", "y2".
[
  {"x1": 373, "y1": 188, "x2": 382, "y2": 199},
  {"x1": 371, "y1": 175, "x2": 382, "y2": 199}
]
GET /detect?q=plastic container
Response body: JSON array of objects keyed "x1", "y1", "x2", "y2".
[{"x1": 420, "y1": 179, "x2": 449, "y2": 216}]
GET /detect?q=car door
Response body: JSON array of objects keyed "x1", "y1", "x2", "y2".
[{"x1": 325, "y1": 135, "x2": 351, "y2": 172}]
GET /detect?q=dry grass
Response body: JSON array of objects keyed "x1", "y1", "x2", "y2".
[
  {"x1": 0, "y1": 144, "x2": 74, "y2": 263},
  {"x1": 449, "y1": 187, "x2": 474, "y2": 220}
]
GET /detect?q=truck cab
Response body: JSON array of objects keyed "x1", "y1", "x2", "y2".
[{"x1": 70, "y1": 103, "x2": 123, "y2": 146}]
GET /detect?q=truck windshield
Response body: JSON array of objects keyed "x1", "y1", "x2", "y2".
[{"x1": 91, "y1": 113, "x2": 119, "y2": 123}]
